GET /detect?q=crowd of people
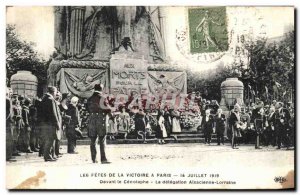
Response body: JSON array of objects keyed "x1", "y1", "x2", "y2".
[
  {"x1": 6, "y1": 86, "x2": 295, "y2": 163},
  {"x1": 6, "y1": 87, "x2": 82, "y2": 162}
]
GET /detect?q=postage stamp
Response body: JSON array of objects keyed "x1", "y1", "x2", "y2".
[{"x1": 188, "y1": 7, "x2": 228, "y2": 54}]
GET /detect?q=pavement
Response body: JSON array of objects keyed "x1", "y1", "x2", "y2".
[{"x1": 6, "y1": 143, "x2": 295, "y2": 189}]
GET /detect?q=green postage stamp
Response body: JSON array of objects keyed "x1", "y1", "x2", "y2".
[{"x1": 188, "y1": 7, "x2": 228, "y2": 54}]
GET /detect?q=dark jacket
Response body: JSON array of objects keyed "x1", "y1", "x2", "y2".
[
  {"x1": 87, "y1": 92, "x2": 109, "y2": 137},
  {"x1": 40, "y1": 93, "x2": 61, "y2": 139},
  {"x1": 275, "y1": 108, "x2": 291, "y2": 131},
  {"x1": 201, "y1": 114, "x2": 214, "y2": 133},
  {"x1": 214, "y1": 113, "x2": 226, "y2": 133},
  {"x1": 65, "y1": 104, "x2": 80, "y2": 138},
  {"x1": 66, "y1": 104, "x2": 79, "y2": 127},
  {"x1": 252, "y1": 108, "x2": 266, "y2": 130}
]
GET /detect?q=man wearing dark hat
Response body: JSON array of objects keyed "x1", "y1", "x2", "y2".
[{"x1": 87, "y1": 84, "x2": 111, "y2": 164}]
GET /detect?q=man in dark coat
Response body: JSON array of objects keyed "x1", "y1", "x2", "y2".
[
  {"x1": 87, "y1": 84, "x2": 111, "y2": 164},
  {"x1": 201, "y1": 109, "x2": 214, "y2": 145},
  {"x1": 40, "y1": 86, "x2": 61, "y2": 162},
  {"x1": 274, "y1": 102, "x2": 291, "y2": 149},
  {"x1": 214, "y1": 108, "x2": 226, "y2": 145},
  {"x1": 252, "y1": 101, "x2": 265, "y2": 149}
]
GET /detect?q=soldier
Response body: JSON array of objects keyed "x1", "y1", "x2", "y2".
[
  {"x1": 87, "y1": 84, "x2": 111, "y2": 164},
  {"x1": 252, "y1": 101, "x2": 265, "y2": 149},
  {"x1": 214, "y1": 108, "x2": 226, "y2": 145},
  {"x1": 274, "y1": 102, "x2": 291, "y2": 149}
]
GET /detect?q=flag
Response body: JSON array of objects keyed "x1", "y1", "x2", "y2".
[{"x1": 275, "y1": 81, "x2": 282, "y2": 88}]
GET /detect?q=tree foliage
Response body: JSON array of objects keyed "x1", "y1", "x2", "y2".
[
  {"x1": 240, "y1": 30, "x2": 295, "y2": 103},
  {"x1": 6, "y1": 24, "x2": 50, "y2": 96},
  {"x1": 186, "y1": 30, "x2": 294, "y2": 104}
]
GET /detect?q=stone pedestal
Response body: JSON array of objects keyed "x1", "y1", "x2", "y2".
[
  {"x1": 220, "y1": 78, "x2": 244, "y2": 112},
  {"x1": 10, "y1": 71, "x2": 38, "y2": 98}
]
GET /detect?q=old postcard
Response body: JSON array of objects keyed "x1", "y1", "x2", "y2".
[{"x1": 5, "y1": 6, "x2": 295, "y2": 190}]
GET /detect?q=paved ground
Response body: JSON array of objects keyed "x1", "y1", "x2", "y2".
[{"x1": 6, "y1": 143, "x2": 295, "y2": 189}]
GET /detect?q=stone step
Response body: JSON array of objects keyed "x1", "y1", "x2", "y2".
[{"x1": 61, "y1": 137, "x2": 226, "y2": 145}]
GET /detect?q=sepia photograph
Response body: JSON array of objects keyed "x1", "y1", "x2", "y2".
[{"x1": 4, "y1": 3, "x2": 295, "y2": 190}]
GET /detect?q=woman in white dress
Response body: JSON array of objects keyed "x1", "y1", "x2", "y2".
[
  {"x1": 106, "y1": 111, "x2": 118, "y2": 140},
  {"x1": 156, "y1": 110, "x2": 167, "y2": 144},
  {"x1": 117, "y1": 106, "x2": 130, "y2": 139},
  {"x1": 171, "y1": 108, "x2": 182, "y2": 133}
]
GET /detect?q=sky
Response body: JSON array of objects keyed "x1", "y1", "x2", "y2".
[
  {"x1": 6, "y1": 6, "x2": 294, "y2": 60},
  {"x1": 6, "y1": 6, "x2": 54, "y2": 59}
]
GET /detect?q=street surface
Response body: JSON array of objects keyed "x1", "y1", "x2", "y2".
[{"x1": 6, "y1": 143, "x2": 294, "y2": 189}]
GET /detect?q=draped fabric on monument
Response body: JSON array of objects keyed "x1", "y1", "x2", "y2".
[
  {"x1": 57, "y1": 68, "x2": 108, "y2": 98},
  {"x1": 148, "y1": 71, "x2": 187, "y2": 97}
]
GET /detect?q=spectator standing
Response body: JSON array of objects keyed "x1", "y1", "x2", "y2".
[{"x1": 65, "y1": 96, "x2": 80, "y2": 154}]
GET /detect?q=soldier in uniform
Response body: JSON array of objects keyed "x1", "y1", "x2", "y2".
[
  {"x1": 252, "y1": 101, "x2": 265, "y2": 149},
  {"x1": 214, "y1": 108, "x2": 226, "y2": 145},
  {"x1": 87, "y1": 84, "x2": 111, "y2": 164},
  {"x1": 274, "y1": 102, "x2": 291, "y2": 149}
]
